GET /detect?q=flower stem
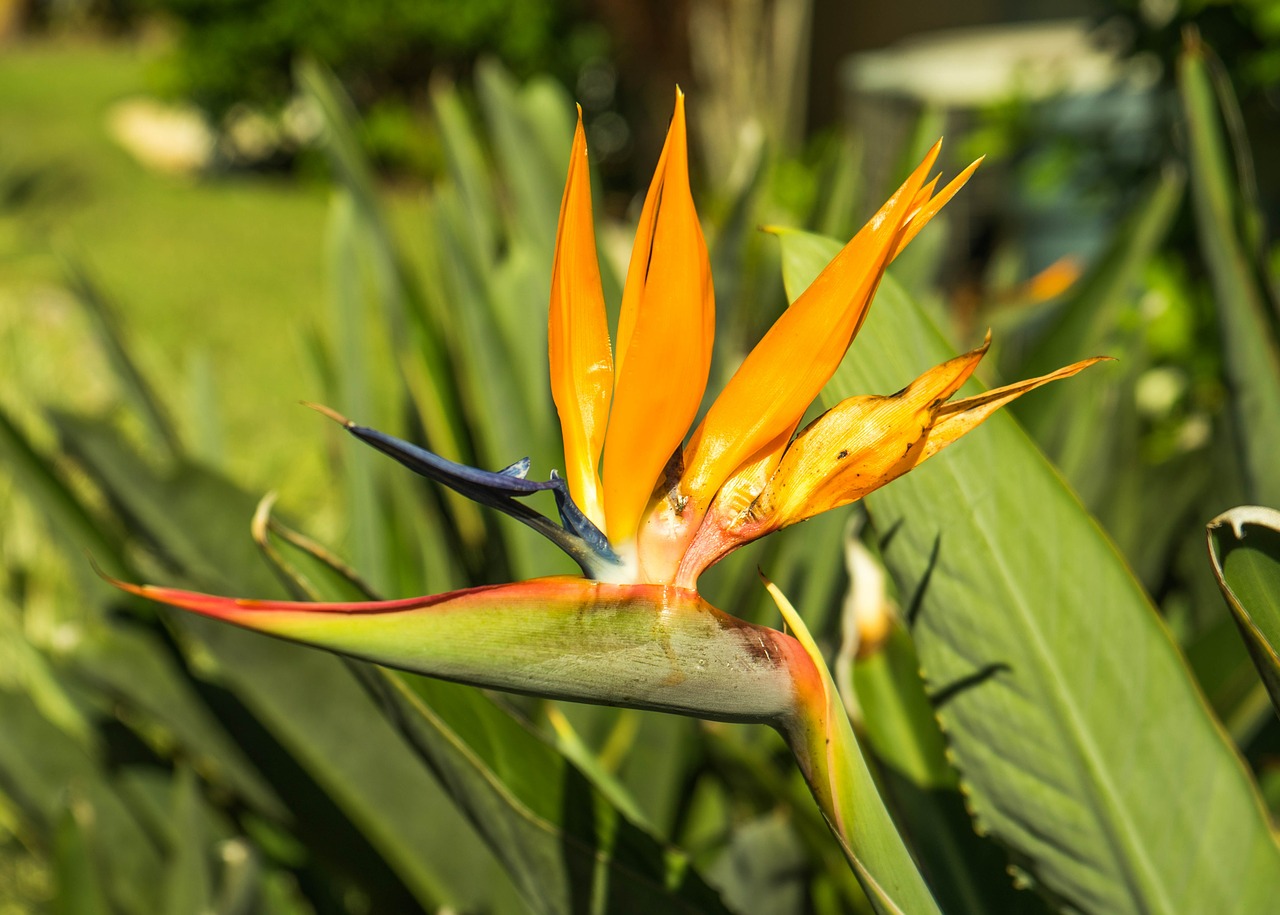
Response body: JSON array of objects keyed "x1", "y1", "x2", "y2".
[{"x1": 763, "y1": 576, "x2": 940, "y2": 914}]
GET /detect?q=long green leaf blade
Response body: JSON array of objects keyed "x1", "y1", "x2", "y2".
[
  {"x1": 162, "y1": 769, "x2": 214, "y2": 915},
  {"x1": 0, "y1": 690, "x2": 163, "y2": 914},
  {"x1": 52, "y1": 803, "x2": 112, "y2": 915},
  {"x1": 1180, "y1": 39, "x2": 1280, "y2": 509},
  {"x1": 62, "y1": 259, "x2": 184, "y2": 460},
  {"x1": 0, "y1": 406, "x2": 123, "y2": 574}
]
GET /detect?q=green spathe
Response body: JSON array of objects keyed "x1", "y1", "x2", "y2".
[{"x1": 113, "y1": 575, "x2": 812, "y2": 725}]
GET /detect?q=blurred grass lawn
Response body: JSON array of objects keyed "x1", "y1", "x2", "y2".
[{"x1": 0, "y1": 38, "x2": 388, "y2": 512}]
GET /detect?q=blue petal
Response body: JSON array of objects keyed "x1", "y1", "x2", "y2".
[{"x1": 340, "y1": 420, "x2": 621, "y2": 576}]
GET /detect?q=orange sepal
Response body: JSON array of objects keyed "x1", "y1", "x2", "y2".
[
  {"x1": 602, "y1": 89, "x2": 715, "y2": 543},
  {"x1": 549, "y1": 108, "x2": 613, "y2": 529}
]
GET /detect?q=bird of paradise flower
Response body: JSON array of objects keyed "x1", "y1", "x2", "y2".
[{"x1": 109, "y1": 91, "x2": 1101, "y2": 908}]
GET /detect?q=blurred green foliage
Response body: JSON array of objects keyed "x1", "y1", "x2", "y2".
[
  {"x1": 4, "y1": 26, "x2": 1280, "y2": 915},
  {"x1": 1112, "y1": 0, "x2": 1280, "y2": 221},
  {"x1": 146, "y1": 0, "x2": 602, "y2": 115},
  {"x1": 139, "y1": 0, "x2": 608, "y2": 173},
  {"x1": 1117, "y1": 0, "x2": 1280, "y2": 93}
]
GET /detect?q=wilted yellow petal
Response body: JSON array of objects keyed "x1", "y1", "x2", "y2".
[
  {"x1": 747, "y1": 338, "x2": 989, "y2": 529},
  {"x1": 549, "y1": 109, "x2": 613, "y2": 529},
  {"x1": 679, "y1": 141, "x2": 944, "y2": 516},
  {"x1": 602, "y1": 89, "x2": 715, "y2": 543},
  {"x1": 921, "y1": 357, "x2": 1110, "y2": 461}
]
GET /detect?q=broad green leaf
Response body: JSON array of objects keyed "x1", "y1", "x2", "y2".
[
  {"x1": 779, "y1": 231, "x2": 1280, "y2": 913},
  {"x1": 1180, "y1": 40, "x2": 1280, "y2": 509},
  {"x1": 1207, "y1": 506, "x2": 1280, "y2": 715}
]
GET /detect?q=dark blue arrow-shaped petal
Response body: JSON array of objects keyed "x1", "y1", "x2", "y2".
[{"x1": 307, "y1": 404, "x2": 620, "y2": 577}]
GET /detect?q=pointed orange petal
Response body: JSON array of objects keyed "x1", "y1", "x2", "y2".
[
  {"x1": 680, "y1": 141, "x2": 942, "y2": 514},
  {"x1": 602, "y1": 89, "x2": 714, "y2": 543},
  {"x1": 747, "y1": 338, "x2": 990, "y2": 530},
  {"x1": 922, "y1": 356, "x2": 1110, "y2": 460},
  {"x1": 891, "y1": 157, "x2": 982, "y2": 260},
  {"x1": 549, "y1": 108, "x2": 613, "y2": 529}
]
